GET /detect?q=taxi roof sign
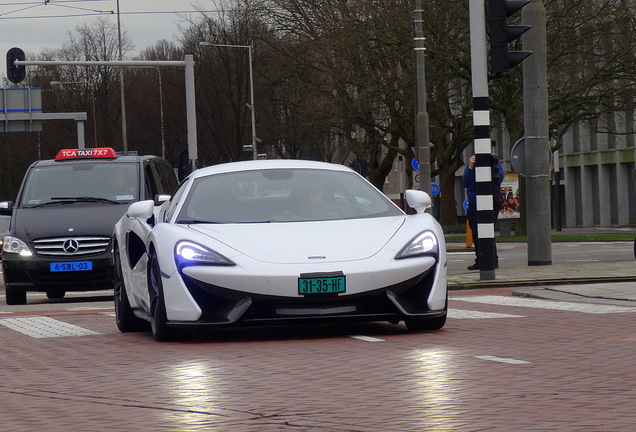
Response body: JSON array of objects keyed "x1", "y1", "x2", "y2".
[{"x1": 55, "y1": 148, "x2": 118, "y2": 161}]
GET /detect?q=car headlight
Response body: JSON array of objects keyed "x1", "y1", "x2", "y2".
[
  {"x1": 3, "y1": 236, "x2": 33, "y2": 257},
  {"x1": 395, "y1": 231, "x2": 438, "y2": 260},
  {"x1": 174, "y1": 240, "x2": 235, "y2": 268}
]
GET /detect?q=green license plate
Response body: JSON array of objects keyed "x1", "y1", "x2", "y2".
[{"x1": 298, "y1": 274, "x2": 346, "y2": 295}]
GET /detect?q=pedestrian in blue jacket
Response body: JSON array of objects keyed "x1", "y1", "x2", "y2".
[{"x1": 462, "y1": 154, "x2": 504, "y2": 270}]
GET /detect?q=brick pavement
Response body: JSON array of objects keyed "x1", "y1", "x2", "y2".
[{"x1": 1, "y1": 287, "x2": 636, "y2": 431}]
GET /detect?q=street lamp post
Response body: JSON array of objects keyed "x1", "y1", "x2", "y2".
[
  {"x1": 199, "y1": 42, "x2": 258, "y2": 160},
  {"x1": 156, "y1": 67, "x2": 165, "y2": 159},
  {"x1": 50, "y1": 80, "x2": 97, "y2": 147},
  {"x1": 116, "y1": 0, "x2": 128, "y2": 153},
  {"x1": 139, "y1": 67, "x2": 166, "y2": 158}
]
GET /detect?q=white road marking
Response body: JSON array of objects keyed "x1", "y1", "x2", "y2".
[
  {"x1": 475, "y1": 355, "x2": 532, "y2": 365},
  {"x1": 453, "y1": 295, "x2": 636, "y2": 314},
  {"x1": 350, "y1": 335, "x2": 384, "y2": 342},
  {"x1": 449, "y1": 309, "x2": 525, "y2": 319},
  {"x1": 0, "y1": 316, "x2": 101, "y2": 338}
]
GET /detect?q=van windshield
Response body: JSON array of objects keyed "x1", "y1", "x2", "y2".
[{"x1": 20, "y1": 163, "x2": 139, "y2": 208}]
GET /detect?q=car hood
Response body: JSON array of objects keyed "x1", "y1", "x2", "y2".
[
  {"x1": 188, "y1": 217, "x2": 406, "y2": 264},
  {"x1": 13, "y1": 204, "x2": 130, "y2": 240}
]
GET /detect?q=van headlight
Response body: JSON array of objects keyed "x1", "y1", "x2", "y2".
[
  {"x1": 3, "y1": 236, "x2": 33, "y2": 257},
  {"x1": 395, "y1": 231, "x2": 438, "y2": 260}
]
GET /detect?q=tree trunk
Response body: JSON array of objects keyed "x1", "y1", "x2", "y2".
[
  {"x1": 437, "y1": 157, "x2": 459, "y2": 224},
  {"x1": 368, "y1": 145, "x2": 397, "y2": 192}
]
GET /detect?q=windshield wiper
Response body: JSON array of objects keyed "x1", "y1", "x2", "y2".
[
  {"x1": 29, "y1": 196, "x2": 121, "y2": 207},
  {"x1": 52, "y1": 196, "x2": 121, "y2": 204},
  {"x1": 177, "y1": 219, "x2": 220, "y2": 224},
  {"x1": 29, "y1": 200, "x2": 76, "y2": 208}
]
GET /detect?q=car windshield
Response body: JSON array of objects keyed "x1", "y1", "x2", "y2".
[
  {"x1": 19, "y1": 162, "x2": 139, "y2": 207},
  {"x1": 176, "y1": 168, "x2": 404, "y2": 224}
]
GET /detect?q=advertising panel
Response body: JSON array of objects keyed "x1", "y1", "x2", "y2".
[{"x1": 499, "y1": 173, "x2": 520, "y2": 220}]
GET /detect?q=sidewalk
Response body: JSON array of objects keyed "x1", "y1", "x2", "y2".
[
  {"x1": 448, "y1": 260, "x2": 635, "y2": 289},
  {"x1": 446, "y1": 241, "x2": 636, "y2": 303}
]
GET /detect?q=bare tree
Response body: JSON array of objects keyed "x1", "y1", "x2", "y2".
[
  {"x1": 253, "y1": 0, "x2": 419, "y2": 189},
  {"x1": 126, "y1": 40, "x2": 186, "y2": 161},
  {"x1": 178, "y1": 0, "x2": 277, "y2": 165},
  {"x1": 28, "y1": 18, "x2": 134, "y2": 152},
  {"x1": 6, "y1": 0, "x2": 636, "y2": 223},
  {"x1": 491, "y1": 0, "x2": 636, "y2": 150}
]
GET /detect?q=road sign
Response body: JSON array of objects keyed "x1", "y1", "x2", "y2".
[
  {"x1": 431, "y1": 183, "x2": 440, "y2": 196},
  {"x1": 511, "y1": 137, "x2": 552, "y2": 175},
  {"x1": 411, "y1": 158, "x2": 419, "y2": 171},
  {"x1": 0, "y1": 87, "x2": 42, "y2": 132}
]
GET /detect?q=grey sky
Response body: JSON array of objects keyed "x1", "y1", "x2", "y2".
[{"x1": 0, "y1": 0, "x2": 209, "y2": 77}]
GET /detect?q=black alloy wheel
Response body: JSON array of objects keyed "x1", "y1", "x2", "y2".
[
  {"x1": 5, "y1": 286, "x2": 26, "y2": 306},
  {"x1": 114, "y1": 246, "x2": 148, "y2": 332},
  {"x1": 404, "y1": 296, "x2": 448, "y2": 331},
  {"x1": 46, "y1": 289, "x2": 66, "y2": 300},
  {"x1": 148, "y1": 253, "x2": 187, "y2": 342}
]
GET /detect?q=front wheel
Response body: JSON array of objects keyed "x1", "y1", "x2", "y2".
[
  {"x1": 405, "y1": 296, "x2": 448, "y2": 331},
  {"x1": 5, "y1": 286, "x2": 26, "y2": 305},
  {"x1": 114, "y1": 247, "x2": 148, "y2": 332},
  {"x1": 46, "y1": 289, "x2": 65, "y2": 300},
  {"x1": 405, "y1": 313, "x2": 447, "y2": 331},
  {"x1": 148, "y1": 253, "x2": 188, "y2": 342}
]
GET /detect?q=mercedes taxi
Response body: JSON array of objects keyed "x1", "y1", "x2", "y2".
[{"x1": 1, "y1": 147, "x2": 177, "y2": 305}]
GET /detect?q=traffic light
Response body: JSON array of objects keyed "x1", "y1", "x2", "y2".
[
  {"x1": 488, "y1": 0, "x2": 532, "y2": 76},
  {"x1": 6, "y1": 47, "x2": 26, "y2": 84}
]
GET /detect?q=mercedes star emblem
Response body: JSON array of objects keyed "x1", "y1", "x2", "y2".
[{"x1": 62, "y1": 239, "x2": 80, "y2": 254}]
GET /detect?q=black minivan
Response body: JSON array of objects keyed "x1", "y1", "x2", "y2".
[{"x1": 1, "y1": 148, "x2": 178, "y2": 305}]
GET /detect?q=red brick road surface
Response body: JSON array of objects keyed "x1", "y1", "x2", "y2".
[{"x1": 1, "y1": 287, "x2": 635, "y2": 431}]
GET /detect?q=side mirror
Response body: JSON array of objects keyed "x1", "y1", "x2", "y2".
[
  {"x1": 0, "y1": 201, "x2": 13, "y2": 215},
  {"x1": 154, "y1": 194, "x2": 171, "y2": 206},
  {"x1": 126, "y1": 200, "x2": 155, "y2": 220},
  {"x1": 405, "y1": 189, "x2": 432, "y2": 214}
]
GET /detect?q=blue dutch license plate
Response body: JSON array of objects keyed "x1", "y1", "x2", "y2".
[
  {"x1": 298, "y1": 275, "x2": 346, "y2": 295},
  {"x1": 50, "y1": 261, "x2": 93, "y2": 272}
]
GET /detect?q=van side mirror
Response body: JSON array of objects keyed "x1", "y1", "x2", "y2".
[
  {"x1": 0, "y1": 201, "x2": 13, "y2": 215},
  {"x1": 154, "y1": 194, "x2": 170, "y2": 206}
]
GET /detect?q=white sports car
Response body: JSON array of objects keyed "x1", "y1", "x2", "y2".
[{"x1": 113, "y1": 159, "x2": 447, "y2": 341}]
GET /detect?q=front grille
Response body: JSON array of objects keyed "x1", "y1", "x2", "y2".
[
  {"x1": 33, "y1": 236, "x2": 111, "y2": 257},
  {"x1": 28, "y1": 268, "x2": 114, "y2": 289},
  {"x1": 179, "y1": 269, "x2": 435, "y2": 325}
]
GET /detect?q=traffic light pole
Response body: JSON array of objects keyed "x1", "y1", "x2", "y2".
[
  {"x1": 414, "y1": 0, "x2": 431, "y2": 198},
  {"x1": 522, "y1": 0, "x2": 552, "y2": 265},
  {"x1": 469, "y1": 0, "x2": 497, "y2": 280},
  {"x1": 12, "y1": 56, "x2": 199, "y2": 174}
]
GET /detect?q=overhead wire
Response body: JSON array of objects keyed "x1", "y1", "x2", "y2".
[{"x1": 0, "y1": 0, "x2": 224, "y2": 20}]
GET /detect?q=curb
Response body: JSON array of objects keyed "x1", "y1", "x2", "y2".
[{"x1": 448, "y1": 275, "x2": 636, "y2": 290}]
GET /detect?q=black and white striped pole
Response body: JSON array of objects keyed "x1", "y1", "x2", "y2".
[{"x1": 469, "y1": 0, "x2": 497, "y2": 280}]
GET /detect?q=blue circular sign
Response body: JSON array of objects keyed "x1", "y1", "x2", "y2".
[
  {"x1": 411, "y1": 158, "x2": 419, "y2": 171},
  {"x1": 431, "y1": 183, "x2": 440, "y2": 196},
  {"x1": 463, "y1": 199, "x2": 469, "y2": 211}
]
